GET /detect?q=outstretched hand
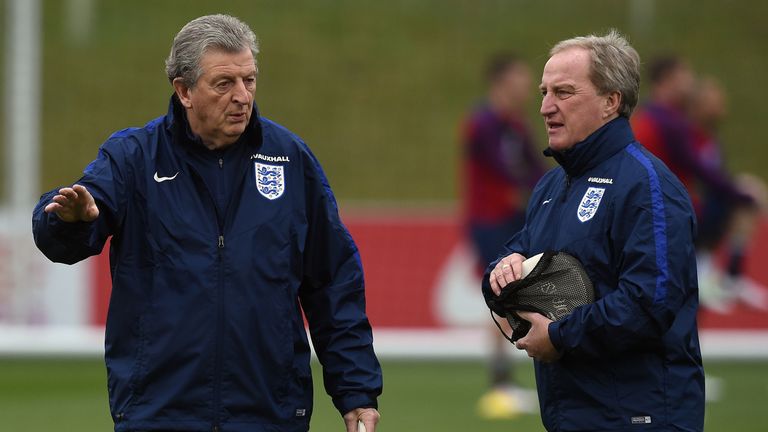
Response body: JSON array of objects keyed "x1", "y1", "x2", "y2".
[{"x1": 44, "y1": 184, "x2": 99, "y2": 223}]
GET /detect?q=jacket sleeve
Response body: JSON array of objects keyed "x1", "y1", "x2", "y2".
[
  {"x1": 548, "y1": 173, "x2": 698, "y2": 357},
  {"x1": 32, "y1": 138, "x2": 133, "y2": 264},
  {"x1": 297, "y1": 147, "x2": 382, "y2": 415}
]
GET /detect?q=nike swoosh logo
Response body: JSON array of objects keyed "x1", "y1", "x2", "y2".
[
  {"x1": 542, "y1": 199, "x2": 552, "y2": 205},
  {"x1": 153, "y1": 171, "x2": 179, "y2": 183}
]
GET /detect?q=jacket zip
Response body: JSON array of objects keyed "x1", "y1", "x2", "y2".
[
  {"x1": 210, "y1": 155, "x2": 246, "y2": 431},
  {"x1": 561, "y1": 174, "x2": 572, "y2": 203},
  {"x1": 182, "y1": 147, "x2": 250, "y2": 430},
  {"x1": 186, "y1": 162, "x2": 227, "y2": 430},
  {"x1": 211, "y1": 155, "x2": 230, "y2": 430},
  {"x1": 213, "y1": 233, "x2": 224, "y2": 430},
  {"x1": 550, "y1": 174, "x2": 572, "y2": 251}
]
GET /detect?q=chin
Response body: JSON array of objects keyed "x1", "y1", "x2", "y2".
[
  {"x1": 548, "y1": 142, "x2": 567, "y2": 152},
  {"x1": 227, "y1": 125, "x2": 248, "y2": 136},
  {"x1": 550, "y1": 134, "x2": 581, "y2": 151}
]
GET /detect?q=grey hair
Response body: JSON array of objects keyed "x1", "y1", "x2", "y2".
[
  {"x1": 550, "y1": 29, "x2": 640, "y2": 117},
  {"x1": 165, "y1": 14, "x2": 259, "y2": 87}
]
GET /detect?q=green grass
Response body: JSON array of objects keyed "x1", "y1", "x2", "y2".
[
  {"x1": 2, "y1": 0, "x2": 766, "y2": 204},
  {"x1": 1, "y1": 358, "x2": 766, "y2": 431}
]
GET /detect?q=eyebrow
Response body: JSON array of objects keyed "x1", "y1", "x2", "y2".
[
  {"x1": 211, "y1": 70, "x2": 257, "y2": 82},
  {"x1": 541, "y1": 83, "x2": 576, "y2": 91}
]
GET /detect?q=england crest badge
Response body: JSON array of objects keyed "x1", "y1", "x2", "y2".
[
  {"x1": 577, "y1": 187, "x2": 605, "y2": 222},
  {"x1": 255, "y1": 162, "x2": 285, "y2": 200}
]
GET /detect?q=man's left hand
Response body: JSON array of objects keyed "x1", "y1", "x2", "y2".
[
  {"x1": 343, "y1": 407, "x2": 380, "y2": 432},
  {"x1": 515, "y1": 311, "x2": 562, "y2": 363}
]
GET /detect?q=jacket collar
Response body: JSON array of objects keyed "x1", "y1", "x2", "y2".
[
  {"x1": 165, "y1": 94, "x2": 263, "y2": 153},
  {"x1": 544, "y1": 116, "x2": 635, "y2": 177}
]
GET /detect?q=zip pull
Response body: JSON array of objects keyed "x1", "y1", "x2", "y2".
[
  {"x1": 562, "y1": 175, "x2": 572, "y2": 202},
  {"x1": 218, "y1": 158, "x2": 223, "y2": 169},
  {"x1": 218, "y1": 235, "x2": 224, "y2": 249}
]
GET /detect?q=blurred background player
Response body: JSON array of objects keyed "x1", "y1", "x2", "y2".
[
  {"x1": 631, "y1": 55, "x2": 696, "y2": 165},
  {"x1": 686, "y1": 76, "x2": 768, "y2": 310},
  {"x1": 460, "y1": 52, "x2": 544, "y2": 418},
  {"x1": 632, "y1": 57, "x2": 768, "y2": 312}
]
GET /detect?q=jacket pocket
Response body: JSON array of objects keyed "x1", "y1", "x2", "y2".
[
  {"x1": 286, "y1": 314, "x2": 314, "y2": 420},
  {"x1": 107, "y1": 312, "x2": 149, "y2": 422}
]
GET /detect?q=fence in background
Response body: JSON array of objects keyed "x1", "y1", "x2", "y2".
[{"x1": 2, "y1": 207, "x2": 768, "y2": 359}]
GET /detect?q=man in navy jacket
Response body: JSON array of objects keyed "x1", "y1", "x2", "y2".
[
  {"x1": 33, "y1": 14, "x2": 381, "y2": 432},
  {"x1": 483, "y1": 30, "x2": 704, "y2": 431}
]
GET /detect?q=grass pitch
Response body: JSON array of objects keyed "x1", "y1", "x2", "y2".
[{"x1": 1, "y1": 358, "x2": 766, "y2": 431}]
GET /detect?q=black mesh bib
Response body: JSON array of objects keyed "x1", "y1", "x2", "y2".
[{"x1": 487, "y1": 251, "x2": 595, "y2": 343}]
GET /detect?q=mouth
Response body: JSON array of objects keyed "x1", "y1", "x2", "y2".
[
  {"x1": 228, "y1": 112, "x2": 247, "y2": 122},
  {"x1": 546, "y1": 120, "x2": 564, "y2": 134}
]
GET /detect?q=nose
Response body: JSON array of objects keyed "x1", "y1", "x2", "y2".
[
  {"x1": 232, "y1": 79, "x2": 251, "y2": 105},
  {"x1": 540, "y1": 92, "x2": 556, "y2": 117}
]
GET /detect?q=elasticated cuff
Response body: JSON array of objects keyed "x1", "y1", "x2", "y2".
[
  {"x1": 332, "y1": 391, "x2": 379, "y2": 416},
  {"x1": 548, "y1": 320, "x2": 564, "y2": 352}
]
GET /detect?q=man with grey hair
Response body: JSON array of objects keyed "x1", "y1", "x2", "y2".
[
  {"x1": 483, "y1": 30, "x2": 704, "y2": 431},
  {"x1": 33, "y1": 14, "x2": 382, "y2": 432}
]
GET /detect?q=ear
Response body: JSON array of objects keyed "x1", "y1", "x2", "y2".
[
  {"x1": 603, "y1": 91, "x2": 621, "y2": 118},
  {"x1": 172, "y1": 78, "x2": 193, "y2": 109}
]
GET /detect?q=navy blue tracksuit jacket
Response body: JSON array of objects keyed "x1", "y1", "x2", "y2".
[
  {"x1": 483, "y1": 117, "x2": 704, "y2": 431},
  {"x1": 33, "y1": 96, "x2": 382, "y2": 432}
]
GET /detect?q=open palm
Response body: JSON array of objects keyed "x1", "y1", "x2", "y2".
[{"x1": 44, "y1": 184, "x2": 99, "y2": 222}]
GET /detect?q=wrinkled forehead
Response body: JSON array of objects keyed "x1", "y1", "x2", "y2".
[
  {"x1": 540, "y1": 47, "x2": 592, "y2": 88},
  {"x1": 199, "y1": 47, "x2": 257, "y2": 75}
]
